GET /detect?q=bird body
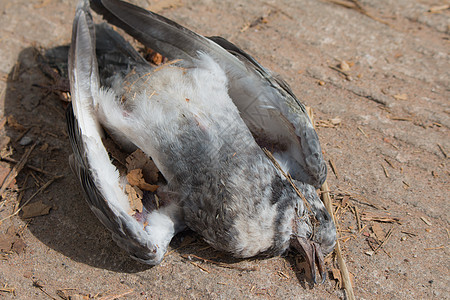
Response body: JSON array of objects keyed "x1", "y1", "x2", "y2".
[{"x1": 67, "y1": 0, "x2": 336, "y2": 282}]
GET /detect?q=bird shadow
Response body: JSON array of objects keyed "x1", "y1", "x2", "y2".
[{"x1": 2, "y1": 46, "x2": 153, "y2": 273}]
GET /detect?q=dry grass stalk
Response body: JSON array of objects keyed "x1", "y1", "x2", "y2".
[
  {"x1": 321, "y1": 182, "x2": 355, "y2": 300},
  {"x1": 307, "y1": 106, "x2": 355, "y2": 299}
]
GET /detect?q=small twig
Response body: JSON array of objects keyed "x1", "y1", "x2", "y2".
[
  {"x1": 424, "y1": 246, "x2": 445, "y2": 251},
  {"x1": 329, "y1": 65, "x2": 350, "y2": 77},
  {"x1": 329, "y1": 159, "x2": 339, "y2": 179},
  {"x1": 381, "y1": 164, "x2": 390, "y2": 178},
  {"x1": 263, "y1": 148, "x2": 315, "y2": 216},
  {"x1": 188, "y1": 260, "x2": 210, "y2": 273},
  {"x1": 181, "y1": 254, "x2": 257, "y2": 272},
  {"x1": 14, "y1": 127, "x2": 32, "y2": 143},
  {"x1": 358, "y1": 224, "x2": 367, "y2": 234},
  {"x1": 1, "y1": 157, "x2": 50, "y2": 174},
  {"x1": 97, "y1": 289, "x2": 134, "y2": 300},
  {"x1": 374, "y1": 227, "x2": 394, "y2": 254},
  {"x1": 354, "y1": 206, "x2": 362, "y2": 231},
  {"x1": 384, "y1": 158, "x2": 395, "y2": 169},
  {"x1": 0, "y1": 142, "x2": 37, "y2": 197},
  {"x1": 437, "y1": 143, "x2": 447, "y2": 158},
  {"x1": 420, "y1": 216, "x2": 432, "y2": 226},
  {"x1": 357, "y1": 127, "x2": 368, "y2": 138},
  {"x1": 349, "y1": 195, "x2": 385, "y2": 210},
  {"x1": 33, "y1": 281, "x2": 57, "y2": 300},
  {"x1": 0, "y1": 175, "x2": 62, "y2": 223},
  {"x1": 0, "y1": 284, "x2": 15, "y2": 294},
  {"x1": 401, "y1": 231, "x2": 417, "y2": 237}
]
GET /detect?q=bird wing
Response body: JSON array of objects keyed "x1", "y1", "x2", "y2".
[
  {"x1": 67, "y1": 0, "x2": 170, "y2": 264},
  {"x1": 89, "y1": 0, "x2": 327, "y2": 188}
]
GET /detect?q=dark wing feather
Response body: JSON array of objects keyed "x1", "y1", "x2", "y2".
[{"x1": 89, "y1": 0, "x2": 326, "y2": 187}]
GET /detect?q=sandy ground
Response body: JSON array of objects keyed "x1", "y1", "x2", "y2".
[{"x1": 0, "y1": 0, "x2": 448, "y2": 299}]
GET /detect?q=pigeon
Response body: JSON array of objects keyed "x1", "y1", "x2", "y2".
[{"x1": 67, "y1": 0, "x2": 336, "y2": 283}]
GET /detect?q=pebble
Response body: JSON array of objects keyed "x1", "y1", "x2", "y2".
[{"x1": 19, "y1": 136, "x2": 33, "y2": 146}]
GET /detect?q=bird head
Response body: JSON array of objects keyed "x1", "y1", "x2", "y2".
[{"x1": 290, "y1": 181, "x2": 336, "y2": 284}]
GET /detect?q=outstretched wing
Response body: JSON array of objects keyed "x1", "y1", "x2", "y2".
[
  {"x1": 89, "y1": 0, "x2": 327, "y2": 187},
  {"x1": 67, "y1": 0, "x2": 166, "y2": 264}
]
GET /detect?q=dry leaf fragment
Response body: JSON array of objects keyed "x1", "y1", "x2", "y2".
[
  {"x1": 127, "y1": 169, "x2": 158, "y2": 192},
  {"x1": 393, "y1": 94, "x2": 408, "y2": 100},
  {"x1": 6, "y1": 116, "x2": 25, "y2": 131},
  {"x1": 0, "y1": 235, "x2": 14, "y2": 252},
  {"x1": 125, "y1": 184, "x2": 143, "y2": 213},
  {"x1": 11, "y1": 238, "x2": 26, "y2": 254},
  {"x1": 102, "y1": 138, "x2": 127, "y2": 165},
  {"x1": 330, "y1": 118, "x2": 342, "y2": 125},
  {"x1": 39, "y1": 143, "x2": 49, "y2": 152},
  {"x1": 0, "y1": 161, "x2": 15, "y2": 188},
  {"x1": 126, "y1": 149, "x2": 159, "y2": 183},
  {"x1": 341, "y1": 195, "x2": 350, "y2": 207},
  {"x1": 151, "y1": 52, "x2": 163, "y2": 65},
  {"x1": 371, "y1": 223, "x2": 385, "y2": 241},
  {"x1": 331, "y1": 267, "x2": 342, "y2": 288},
  {"x1": 339, "y1": 61, "x2": 350, "y2": 71},
  {"x1": 21, "y1": 201, "x2": 52, "y2": 218}
]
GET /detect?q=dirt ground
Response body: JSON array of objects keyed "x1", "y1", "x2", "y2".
[{"x1": 0, "y1": 0, "x2": 448, "y2": 299}]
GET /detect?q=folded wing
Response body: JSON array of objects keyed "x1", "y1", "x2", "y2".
[{"x1": 67, "y1": 0, "x2": 168, "y2": 264}]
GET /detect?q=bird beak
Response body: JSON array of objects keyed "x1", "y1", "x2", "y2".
[{"x1": 291, "y1": 236, "x2": 326, "y2": 284}]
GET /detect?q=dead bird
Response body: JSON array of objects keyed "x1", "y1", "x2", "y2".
[{"x1": 67, "y1": 0, "x2": 336, "y2": 283}]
